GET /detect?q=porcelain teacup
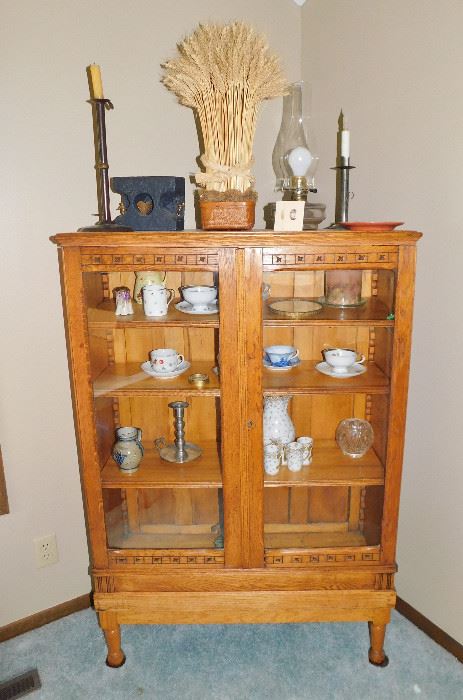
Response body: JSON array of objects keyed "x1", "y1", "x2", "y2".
[
  {"x1": 323, "y1": 348, "x2": 365, "y2": 374},
  {"x1": 264, "y1": 443, "x2": 281, "y2": 476},
  {"x1": 264, "y1": 345, "x2": 299, "y2": 367},
  {"x1": 285, "y1": 442, "x2": 305, "y2": 472},
  {"x1": 181, "y1": 285, "x2": 217, "y2": 311},
  {"x1": 150, "y1": 348, "x2": 184, "y2": 373},
  {"x1": 297, "y1": 436, "x2": 313, "y2": 465}
]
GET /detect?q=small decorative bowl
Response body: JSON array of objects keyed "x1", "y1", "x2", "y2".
[
  {"x1": 188, "y1": 373, "x2": 210, "y2": 387},
  {"x1": 335, "y1": 418, "x2": 374, "y2": 459},
  {"x1": 181, "y1": 285, "x2": 217, "y2": 308}
]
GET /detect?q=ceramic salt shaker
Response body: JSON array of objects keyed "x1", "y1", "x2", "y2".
[{"x1": 115, "y1": 287, "x2": 134, "y2": 316}]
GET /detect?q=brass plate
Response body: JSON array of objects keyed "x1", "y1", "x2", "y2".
[{"x1": 268, "y1": 298, "x2": 322, "y2": 318}]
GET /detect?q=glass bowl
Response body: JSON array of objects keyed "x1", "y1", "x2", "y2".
[{"x1": 335, "y1": 418, "x2": 374, "y2": 459}]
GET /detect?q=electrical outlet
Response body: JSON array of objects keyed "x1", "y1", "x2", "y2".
[{"x1": 34, "y1": 534, "x2": 59, "y2": 568}]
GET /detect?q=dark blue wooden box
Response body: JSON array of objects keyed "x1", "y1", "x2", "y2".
[{"x1": 111, "y1": 176, "x2": 185, "y2": 231}]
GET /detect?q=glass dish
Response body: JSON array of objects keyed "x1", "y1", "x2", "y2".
[{"x1": 268, "y1": 298, "x2": 322, "y2": 318}]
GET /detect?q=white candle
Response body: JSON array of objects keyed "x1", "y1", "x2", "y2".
[
  {"x1": 341, "y1": 129, "x2": 350, "y2": 159},
  {"x1": 86, "y1": 64, "x2": 104, "y2": 99}
]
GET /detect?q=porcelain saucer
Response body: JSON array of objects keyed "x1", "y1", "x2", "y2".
[
  {"x1": 176, "y1": 300, "x2": 219, "y2": 315},
  {"x1": 141, "y1": 360, "x2": 191, "y2": 378},
  {"x1": 263, "y1": 357, "x2": 301, "y2": 371},
  {"x1": 315, "y1": 361, "x2": 366, "y2": 378}
]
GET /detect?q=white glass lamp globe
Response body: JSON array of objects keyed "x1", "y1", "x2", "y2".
[{"x1": 287, "y1": 146, "x2": 313, "y2": 177}]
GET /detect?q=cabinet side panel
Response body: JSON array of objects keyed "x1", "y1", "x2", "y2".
[
  {"x1": 83, "y1": 271, "x2": 105, "y2": 307},
  {"x1": 58, "y1": 247, "x2": 109, "y2": 568},
  {"x1": 381, "y1": 245, "x2": 417, "y2": 563}
]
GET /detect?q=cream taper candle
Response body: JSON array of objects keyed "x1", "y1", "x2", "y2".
[{"x1": 86, "y1": 64, "x2": 104, "y2": 99}]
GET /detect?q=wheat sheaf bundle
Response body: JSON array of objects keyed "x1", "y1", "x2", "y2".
[{"x1": 162, "y1": 22, "x2": 287, "y2": 196}]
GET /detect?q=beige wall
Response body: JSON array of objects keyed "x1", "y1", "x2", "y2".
[
  {"x1": 302, "y1": 1, "x2": 463, "y2": 643},
  {"x1": 0, "y1": 0, "x2": 302, "y2": 626}
]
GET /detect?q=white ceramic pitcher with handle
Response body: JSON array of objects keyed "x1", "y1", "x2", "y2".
[{"x1": 142, "y1": 284, "x2": 175, "y2": 317}]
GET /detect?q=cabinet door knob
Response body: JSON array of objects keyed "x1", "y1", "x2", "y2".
[{"x1": 246, "y1": 420, "x2": 254, "y2": 429}]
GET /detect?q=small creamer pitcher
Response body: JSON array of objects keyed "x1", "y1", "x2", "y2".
[
  {"x1": 112, "y1": 427, "x2": 144, "y2": 473},
  {"x1": 142, "y1": 284, "x2": 175, "y2": 317}
]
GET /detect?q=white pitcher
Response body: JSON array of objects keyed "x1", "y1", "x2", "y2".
[
  {"x1": 134, "y1": 271, "x2": 166, "y2": 304},
  {"x1": 263, "y1": 395, "x2": 296, "y2": 446}
]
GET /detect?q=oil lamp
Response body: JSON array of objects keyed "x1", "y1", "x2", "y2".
[{"x1": 267, "y1": 81, "x2": 325, "y2": 229}]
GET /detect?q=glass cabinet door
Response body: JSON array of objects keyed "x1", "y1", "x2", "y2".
[
  {"x1": 84, "y1": 258, "x2": 225, "y2": 560},
  {"x1": 262, "y1": 260, "x2": 395, "y2": 564}
]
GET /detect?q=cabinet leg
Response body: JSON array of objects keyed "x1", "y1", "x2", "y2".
[
  {"x1": 368, "y1": 621, "x2": 389, "y2": 667},
  {"x1": 100, "y1": 615, "x2": 126, "y2": 668}
]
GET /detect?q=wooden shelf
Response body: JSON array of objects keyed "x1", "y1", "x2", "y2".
[
  {"x1": 263, "y1": 361, "x2": 389, "y2": 395},
  {"x1": 93, "y1": 361, "x2": 220, "y2": 397},
  {"x1": 101, "y1": 444, "x2": 222, "y2": 488},
  {"x1": 264, "y1": 297, "x2": 394, "y2": 326},
  {"x1": 264, "y1": 529, "x2": 368, "y2": 549},
  {"x1": 107, "y1": 531, "x2": 221, "y2": 550},
  {"x1": 264, "y1": 440, "x2": 384, "y2": 487},
  {"x1": 88, "y1": 299, "x2": 219, "y2": 328}
]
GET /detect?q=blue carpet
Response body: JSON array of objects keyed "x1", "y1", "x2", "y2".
[{"x1": 1, "y1": 609, "x2": 462, "y2": 699}]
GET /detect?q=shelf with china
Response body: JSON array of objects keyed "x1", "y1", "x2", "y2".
[
  {"x1": 85, "y1": 268, "x2": 219, "y2": 326},
  {"x1": 101, "y1": 443, "x2": 221, "y2": 489},
  {"x1": 263, "y1": 439, "x2": 383, "y2": 487},
  {"x1": 85, "y1": 264, "x2": 224, "y2": 558},
  {"x1": 86, "y1": 270, "x2": 220, "y2": 384},
  {"x1": 263, "y1": 267, "x2": 394, "y2": 320},
  {"x1": 88, "y1": 298, "x2": 219, "y2": 329},
  {"x1": 93, "y1": 361, "x2": 220, "y2": 398},
  {"x1": 262, "y1": 402, "x2": 386, "y2": 553},
  {"x1": 261, "y1": 266, "x2": 391, "y2": 557},
  {"x1": 95, "y1": 386, "x2": 223, "y2": 552},
  {"x1": 102, "y1": 441, "x2": 223, "y2": 552},
  {"x1": 263, "y1": 362, "x2": 389, "y2": 394}
]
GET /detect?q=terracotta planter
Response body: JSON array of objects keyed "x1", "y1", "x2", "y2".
[{"x1": 199, "y1": 201, "x2": 255, "y2": 231}]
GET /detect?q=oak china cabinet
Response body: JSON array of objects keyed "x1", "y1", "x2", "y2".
[{"x1": 52, "y1": 228, "x2": 420, "y2": 667}]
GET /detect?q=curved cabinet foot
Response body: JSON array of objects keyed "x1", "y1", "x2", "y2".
[
  {"x1": 369, "y1": 653, "x2": 389, "y2": 667},
  {"x1": 103, "y1": 624, "x2": 126, "y2": 668},
  {"x1": 368, "y1": 621, "x2": 388, "y2": 667}
]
